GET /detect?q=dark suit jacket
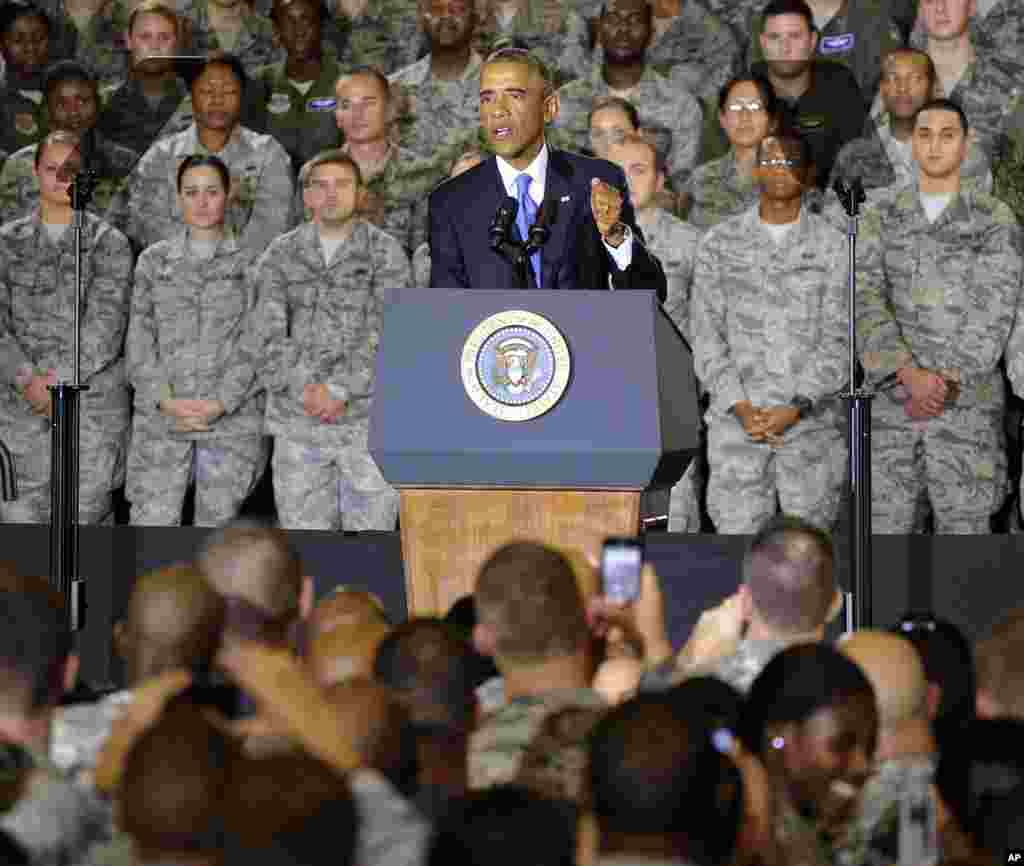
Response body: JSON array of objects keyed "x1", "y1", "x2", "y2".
[{"x1": 428, "y1": 148, "x2": 666, "y2": 300}]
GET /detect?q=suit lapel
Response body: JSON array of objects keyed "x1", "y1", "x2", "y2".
[{"x1": 542, "y1": 150, "x2": 575, "y2": 287}]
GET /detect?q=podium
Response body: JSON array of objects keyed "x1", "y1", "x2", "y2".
[{"x1": 369, "y1": 289, "x2": 700, "y2": 616}]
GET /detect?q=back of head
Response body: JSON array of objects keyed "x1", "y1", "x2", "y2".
[
  {"x1": 118, "y1": 700, "x2": 230, "y2": 860},
  {"x1": 222, "y1": 747, "x2": 356, "y2": 866},
  {"x1": 743, "y1": 517, "x2": 835, "y2": 635},
  {"x1": 935, "y1": 718, "x2": 1024, "y2": 857},
  {"x1": 974, "y1": 605, "x2": 1024, "y2": 719},
  {"x1": 120, "y1": 563, "x2": 224, "y2": 685},
  {"x1": 892, "y1": 613, "x2": 975, "y2": 736},
  {"x1": 308, "y1": 620, "x2": 390, "y2": 686},
  {"x1": 428, "y1": 785, "x2": 576, "y2": 866},
  {"x1": 589, "y1": 693, "x2": 743, "y2": 865},
  {"x1": 474, "y1": 542, "x2": 589, "y2": 665},
  {"x1": 839, "y1": 630, "x2": 929, "y2": 728},
  {"x1": 740, "y1": 644, "x2": 875, "y2": 756},
  {"x1": 0, "y1": 581, "x2": 70, "y2": 718},
  {"x1": 198, "y1": 522, "x2": 303, "y2": 643}
]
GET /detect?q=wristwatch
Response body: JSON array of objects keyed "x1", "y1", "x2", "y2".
[{"x1": 789, "y1": 395, "x2": 813, "y2": 419}]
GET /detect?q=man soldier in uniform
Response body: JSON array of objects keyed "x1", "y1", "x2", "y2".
[
  {"x1": 693, "y1": 132, "x2": 848, "y2": 533},
  {"x1": 859, "y1": 98, "x2": 1024, "y2": 534},
  {"x1": 244, "y1": 150, "x2": 411, "y2": 530},
  {"x1": 0, "y1": 130, "x2": 133, "y2": 524}
]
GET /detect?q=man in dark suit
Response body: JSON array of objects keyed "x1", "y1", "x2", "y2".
[{"x1": 428, "y1": 47, "x2": 666, "y2": 299}]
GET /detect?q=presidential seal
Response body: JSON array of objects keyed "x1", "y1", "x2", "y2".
[{"x1": 461, "y1": 310, "x2": 571, "y2": 421}]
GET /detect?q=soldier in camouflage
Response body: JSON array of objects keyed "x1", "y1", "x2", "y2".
[
  {"x1": 683, "y1": 75, "x2": 777, "y2": 231},
  {"x1": 0, "y1": 131, "x2": 132, "y2": 524},
  {"x1": 693, "y1": 133, "x2": 848, "y2": 534},
  {"x1": 245, "y1": 150, "x2": 410, "y2": 530},
  {"x1": 554, "y1": 0, "x2": 702, "y2": 190},
  {"x1": 830, "y1": 49, "x2": 992, "y2": 194},
  {"x1": 474, "y1": 0, "x2": 591, "y2": 86},
  {"x1": 859, "y1": 99, "x2": 1024, "y2": 534},
  {"x1": 468, "y1": 542, "x2": 606, "y2": 790},
  {"x1": 0, "y1": 62, "x2": 138, "y2": 228},
  {"x1": 608, "y1": 134, "x2": 702, "y2": 532},
  {"x1": 125, "y1": 155, "x2": 268, "y2": 526},
  {"x1": 182, "y1": 0, "x2": 283, "y2": 75},
  {"x1": 43, "y1": 0, "x2": 130, "y2": 87},
  {"x1": 96, "y1": 2, "x2": 196, "y2": 156},
  {"x1": 122, "y1": 55, "x2": 295, "y2": 254},
  {"x1": 0, "y1": 3, "x2": 53, "y2": 156},
  {"x1": 388, "y1": 0, "x2": 483, "y2": 162},
  {"x1": 256, "y1": 0, "x2": 344, "y2": 174},
  {"x1": 328, "y1": 67, "x2": 446, "y2": 254},
  {"x1": 323, "y1": 0, "x2": 423, "y2": 76},
  {"x1": 644, "y1": 0, "x2": 740, "y2": 105}
]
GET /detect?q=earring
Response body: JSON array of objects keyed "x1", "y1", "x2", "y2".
[{"x1": 771, "y1": 736, "x2": 785, "y2": 750}]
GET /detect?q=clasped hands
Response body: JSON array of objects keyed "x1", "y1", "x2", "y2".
[
  {"x1": 160, "y1": 398, "x2": 225, "y2": 432},
  {"x1": 733, "y1": 400, "x2": 800, "y2": 445},
  {"x1": 898, "y1": 366, "x2": 958, "y2": 420},
  {"x1": 303, "y1": 383, "x2": 346, "y2": 424},
  {"x1": 23, "y1": 370, "x2": 56, "y2": 417}
]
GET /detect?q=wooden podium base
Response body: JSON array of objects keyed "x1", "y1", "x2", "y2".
[{"x1": 399, "y1": 488, "x2": 641, "y2": 616}]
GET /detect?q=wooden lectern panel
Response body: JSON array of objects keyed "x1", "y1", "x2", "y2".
[{"x1": 399, "y1": 488, "x2": 641, "y2": 616}]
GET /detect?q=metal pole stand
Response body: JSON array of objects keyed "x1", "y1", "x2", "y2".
[
  {"x1": 833, "y1": 176, "x2": 873, "y2": 630},
  {"x1": 48, "y1": 162, "x2": 96, "y2": 633}
]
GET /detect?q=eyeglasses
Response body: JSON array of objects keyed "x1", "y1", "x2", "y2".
[
  {"x1": 725, "y1": 101, "x2": 764, "y2": 113},
  {"x1": 757, "y1": 157, "x2": 800, "y2": 168}
]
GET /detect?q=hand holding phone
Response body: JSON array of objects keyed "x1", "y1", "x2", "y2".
[{"x1": 602, "y1": 537, "x2": 644, "y2": 604}]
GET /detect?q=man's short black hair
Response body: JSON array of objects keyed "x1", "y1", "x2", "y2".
[
  {"x1": 0, "y1": 588, "x2": 71, "y2": 713},
  {"x1": 483, "y1": 44, "x2": 554, "y2": 96},
  {"x1": 43, "y1": 60, "x2": 97, "y2": 99},
  {"x1": 914, "y1": 97, "x2": 969, "y2": 135},
  {"x1": 761, "y1": 0, "x2": 815, "y2": 32}
]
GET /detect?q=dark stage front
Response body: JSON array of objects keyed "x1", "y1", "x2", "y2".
[{"x1": 1, "y1": 525, "x2": 1021, "y2": 687}]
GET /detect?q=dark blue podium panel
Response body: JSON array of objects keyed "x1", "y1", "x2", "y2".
[{"x1": 369, "y1": 289, "x2": 699, "y2": 489}]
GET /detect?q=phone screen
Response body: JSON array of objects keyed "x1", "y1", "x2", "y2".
[{"x1": 602, "y1": 538, "x2": 643, "y2": 602}]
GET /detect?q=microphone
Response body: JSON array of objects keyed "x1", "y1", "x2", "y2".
[
  {"x1": 832, "y1": 175, "x2": 865, "y2": 216},
  {"x1": 490, "y1": 196, "x2": 518, "y2": 252},
  {"x1": 526, "y1": 196, "x2": 558, "y2": 253}
]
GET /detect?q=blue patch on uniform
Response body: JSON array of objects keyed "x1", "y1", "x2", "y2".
[
  {"x1": 819, "y1": 33, "x2": 854, "y2": 54},
  {"x1": 307, "y1": 97, "x2": 337, "y2": 112}
]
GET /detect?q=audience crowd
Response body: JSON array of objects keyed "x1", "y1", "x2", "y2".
[
  {"x1": 1, "y1": 0, "x2": 1024, "y2": 533},
  {"x1": 0, "y1": 517, "x2": 1015, "y2": 865}
]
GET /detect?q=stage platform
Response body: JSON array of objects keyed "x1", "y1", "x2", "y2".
[{"x1": 1, "y1": 525, "x2": 1021, "y2": 687}]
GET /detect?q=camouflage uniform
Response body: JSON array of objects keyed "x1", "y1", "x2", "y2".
[
  {"x1": 554, "y1": 63, "x2": 702, "y2": 187},
  {"x1": 859, "y1": 182, "x2": 1024, "y2": 533},
  {"x1": 974, "y1": 0, "x2": 1024, "y2": 57},
  {"x1": 122, "y1": 123, "x2": 295, "y2": 254},
  {"x1": 702, "y1": 0, "x2": 765, "y2": 53},
  {"x1": 0, "y1": 211, "x2": 132, "y2": 524},
  {"x1": 323, "y1": 1, "x2": 424, "y2": 77},
  {"x1": 638, "y1": 205, "x2": 703, "y2": 533},
  {"x1": 829, "y1": 121, "x2": 993, "y2": 193},
  {"x1": 747, "y1": 0, "x2": 903, "y2": 102},
  {"x1": 255, "y1": 51, "x2": 344, "y2": 173},
  {"x1": 0, "y1": 87, "x2": 47, "y2": 156},
  {"x1": 411, "y1": 241, "x2": 430, "y2": 288},
  {"x1": 468, "y1": 687, "x2": 606, "y2": 790},
  {"x1": 682, "y1": 150, "x2": 759, "y2": 233},
  {"x1": 97, "y1": 77, "x2": 195, "y2": 156},
  {"x1": 125, "y1": 230, "x2": 268, "y2": 526},
  {"x1": 641, "y1": 636, "x2": 791, "y2": 694},
  {"x1": 0, "y1": 135, "x2": 139, "y2": 230},
  {"x1": 693, "y1": 204, "x2": 849, "y2": 534},
  {"x1": 475, "y1": 0, "x2": 592, "y2": 86},
  {"x1": 182, "y1": 0, "x2": 284, "y2": 74},
  {"x1": 645, "y1": 4, "x2": 741, "y2": 105},
  {"x1": 388, "y1": 51, "x2": 483, "y2": 161},
  {"x1": 245, "y1": 219, "x2": 411, "y2": 530},
  {"x1": 46, "y1": 1, "x2": 130, "y2": 88}
]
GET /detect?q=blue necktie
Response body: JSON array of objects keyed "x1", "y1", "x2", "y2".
[{"x1": 515, "y1": 173, "x2": 542, "y2": 288}]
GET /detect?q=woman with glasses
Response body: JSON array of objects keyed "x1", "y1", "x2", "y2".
[
  {"x1": 125, "y1": 154, "x2": 268, "y2": 526},
  {"x1": 683, "y1": 75, "x2": 778, "y2": 232}
]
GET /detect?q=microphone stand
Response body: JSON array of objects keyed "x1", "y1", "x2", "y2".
[
  {"x1": 833, "y1": 177, "x2": 872, "y2": 629},
  {"x1": 49, "y1": 161, "x2": 97, "y2": 633}
]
